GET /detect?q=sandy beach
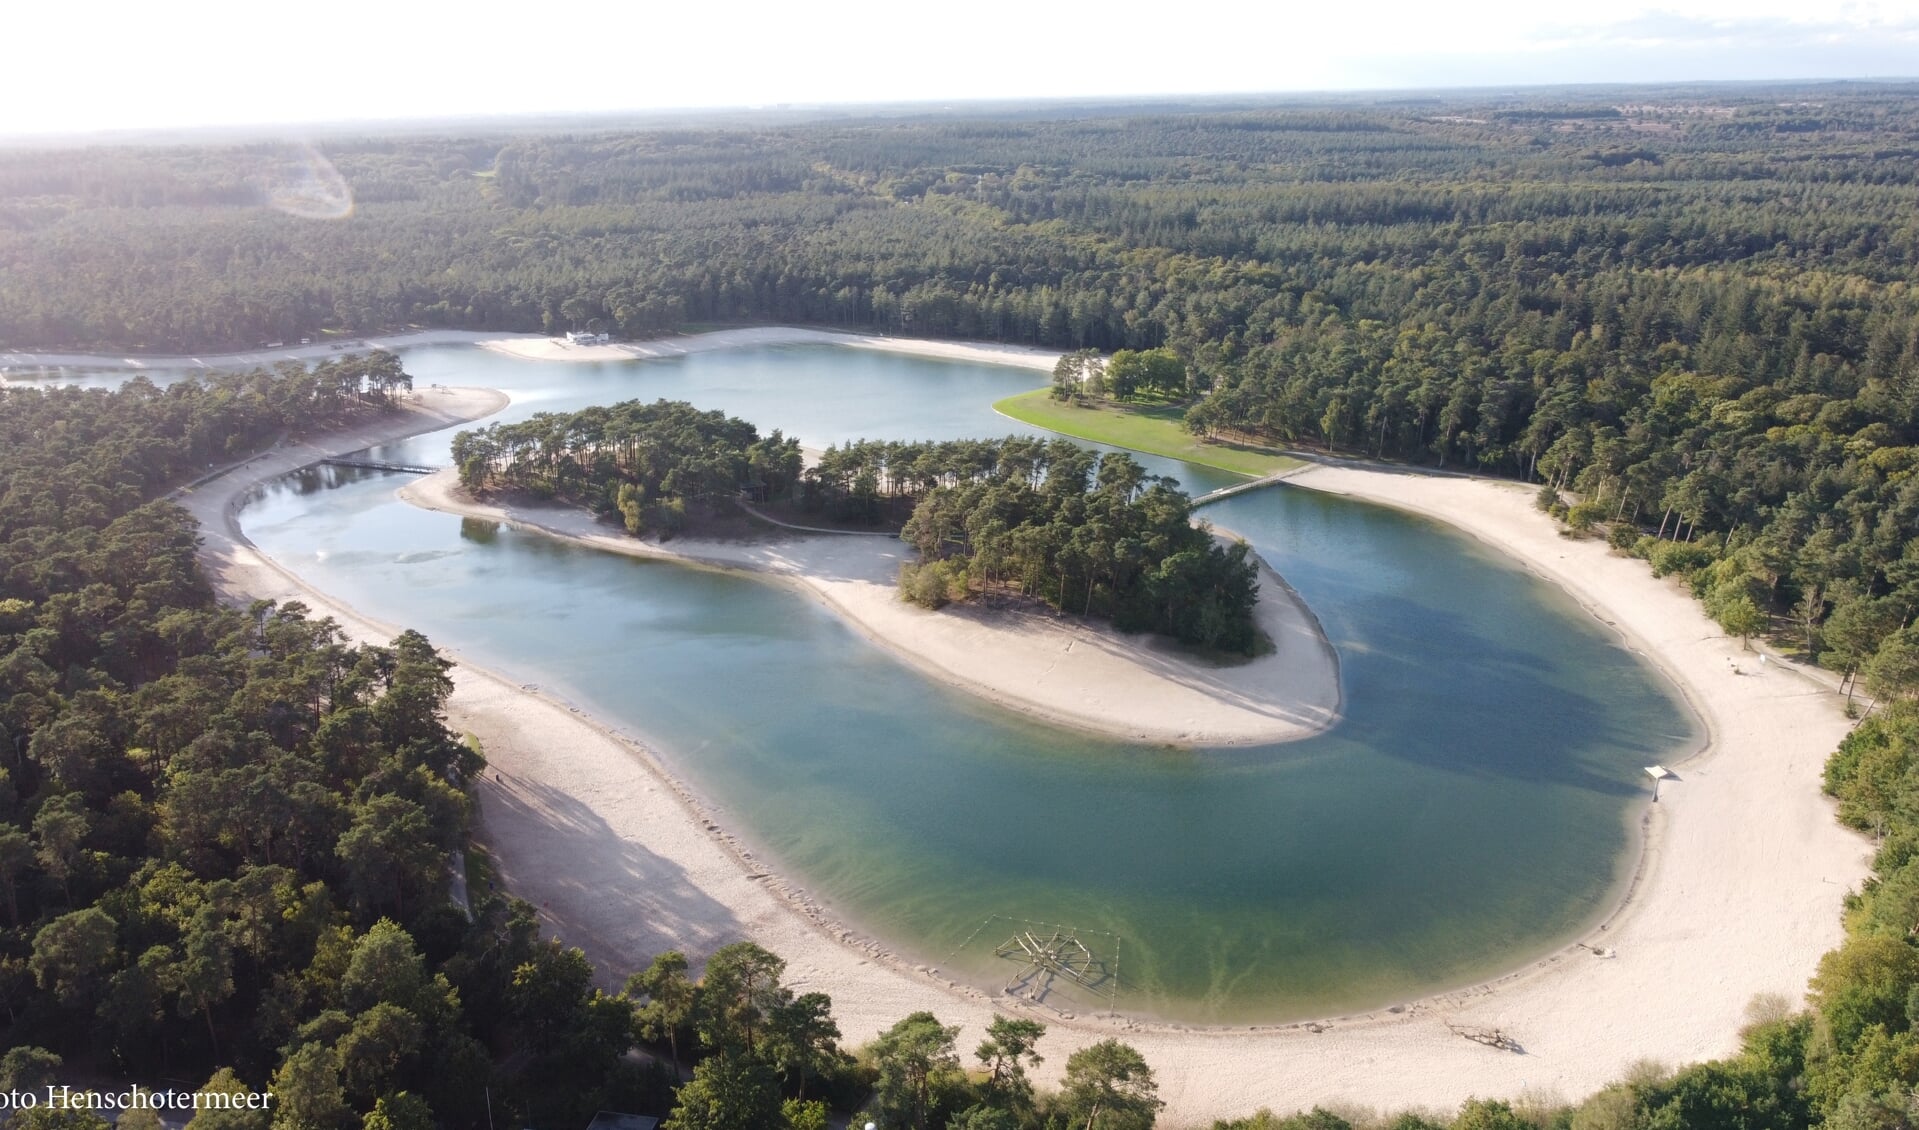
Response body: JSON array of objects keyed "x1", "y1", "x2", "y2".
[
  {"x1": 0, "y1": 329, "x2": 538, "y2": 374},
  {"x1": 174, "y1": 386, "x2": 510, "y2": 621},
  {"x1": 475, "y1": 326, "x2": 1062, "y2": 370},
  {"x1": 1, "y1": 326, "x2": 1060, "y2": 375},
  {"x1": 180, "y1": 388, "x2": 1870, "y2": 1124},
  {"x1": 397, "y1": 470, "x2": 1341, "y2": 746}
]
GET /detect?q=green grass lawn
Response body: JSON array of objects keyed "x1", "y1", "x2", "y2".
[{"x1": 993, "y1": 389, "x2": 1302, "y2": 478}]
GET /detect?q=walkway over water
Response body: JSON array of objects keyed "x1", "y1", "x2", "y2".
[
  {"x1": 321, "y1": 457, "x2": 439, "y2": 474},
  {"x1": 1190, "y1": 467, "x2": 1307, "y2": 508}
]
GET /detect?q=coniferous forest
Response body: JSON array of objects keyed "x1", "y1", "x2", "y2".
[
  {"x1": 8, "y1": 83, "x2": 1919, "y2": 1127},
  {"x1": 452, "y1": 399, "x2": 802, "y2": 535},
  {"x1": 0, "y1": 373, "x2": 658, "y2": 1128},
  {"x1": 7, "y1": 86, "x2": 1919, "y2": 687},
  {"x1": 895, "y1": 444, "x2": 1261, "y2": 655},
  {"x1": 0, "y1": 373, "x2": 1177, "y2": 1130}
]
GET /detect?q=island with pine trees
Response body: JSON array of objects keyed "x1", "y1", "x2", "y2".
[{"x1": 425, "y1": 397, "x2": 1340, "y2": 744}]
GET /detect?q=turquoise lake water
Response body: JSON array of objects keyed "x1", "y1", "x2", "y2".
[{"x1": 232, "y1": 344, "x2": 1693, "y2": 1022}]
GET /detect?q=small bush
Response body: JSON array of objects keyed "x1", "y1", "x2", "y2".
[
  {"x1": 1566, "y1": 500, "x2": 1608, "y2": 533},
  {"x1": 1712, "y1": 593, "x2": 1767, "y2": 644},
  {"x1": 650, "y1": 498, "x2": 686, "y2": 537},
  {"x1": 1649, "y1": 541, "x2": 1717, "y2": 578},
  {"x1": 906, "y1": 565, "x2": 946, "y2": 608},
  {"x1": 1606, "y1": 522, "x2": 1640, "y2": 550},
  {"x1": 782, "y1": 1099, "x2": 829, "y2": 1130},
  {"x1": 900, "y1": 561, "x2": 966, "y2": 609},
  {"x1": 616, "y1": 482, "x2": 645, "y2": 534}
]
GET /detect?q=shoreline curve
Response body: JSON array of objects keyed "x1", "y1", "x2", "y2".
[
  {"x1": 175, "y1": 373, "x2": 1872, "y2": 1121},
  {"x1": 395, "y1": 469, "x2": 1342, "y2": 748}
]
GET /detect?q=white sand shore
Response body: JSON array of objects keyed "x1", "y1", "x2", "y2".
[
  {"x1": 2, "y1": 326, "x2": 1058, "y2": 375},
  {"x1": 477, "y1": 326, "x2": 1062, "y2": 371},
  {"x1": 184, "y1": 392, "x2": 1871, "y2": 1124},
  {"x1": 0, "y1": 329, "x2": 540, "y2": 374},
  {"x1": 397, "y1": 470, "x2": 1340, "y2": 746}
]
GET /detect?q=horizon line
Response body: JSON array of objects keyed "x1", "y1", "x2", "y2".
[{"x1": 5, "y1": 74, "x2": 1918, "y2": 150}]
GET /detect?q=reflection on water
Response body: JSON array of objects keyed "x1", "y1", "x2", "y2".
[{"x1": 236, "y1": 344, "x2": 1693, "y2": 1022}]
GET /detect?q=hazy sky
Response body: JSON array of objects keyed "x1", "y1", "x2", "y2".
[{"x1": 8, "y1": 0, "x2": 1919, "y2": 135}]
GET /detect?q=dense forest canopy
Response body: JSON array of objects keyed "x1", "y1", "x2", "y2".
[
  {"x1": 15, "y1": 82, "x2": 1916, "y2": 674},
  {"x1": 4, "y1": 84, "x2": 1917, "y2": 361},
  {"x1": 0, "y1": 371, "x2": 1197, "y2": 1130},
  {"x1": 452, "y1": 398, "x2": 803, "y2": 534},
  {"x1": 11, "y1": 82, "x2": 1919, "y2": 1127},
  {"x1": 896, "y1": 444, "x2": 1262, "y2": 655},
  {"x1": 6, "y1": 87, "x2": 1919, "y2": 679},
  {"x1": 0, "y1": 373, "x2": 524, "y2": 1122}
]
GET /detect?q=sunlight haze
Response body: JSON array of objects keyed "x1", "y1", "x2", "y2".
[{"x1": 10, "y1": 0, "x2": 1919, "y2": 136}]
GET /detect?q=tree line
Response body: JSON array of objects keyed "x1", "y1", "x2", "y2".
[
  {"x1": 1053, "y1": 349, "x2": 1192, "y2": 404},
  {"x1": 450, "y1": 399, "x2": 803, "y2": 535},
  {"x1": 0, "y1": 372, "x2": 507, "y2": 1125},
  {"x1": 2, "y1": 86, "x2": 1913, "y2": 360},
  {"x1": 8, "y1": 89, "x2": 1918, "y2": 684},
  {"x1": 621, "y1": 939, "x2": 1168, "y2": 1130}
]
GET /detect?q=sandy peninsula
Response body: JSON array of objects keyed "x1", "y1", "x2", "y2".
[
  {"x1": 397, "y1": 469, "x2": 1340, "y2": 747},
  {"x1": 179, "y1": 384, "x2": 1870, "y2": 1124}
]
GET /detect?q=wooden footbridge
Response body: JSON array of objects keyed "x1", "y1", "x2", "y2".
[
  {"x1": 320, "y1": 457, "x2": 438, "y2": 474},
  {"x1": 1189, "y1": 466, "x2": 1307, "y2": 508}
]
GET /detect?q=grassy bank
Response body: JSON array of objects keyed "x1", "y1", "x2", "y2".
[{"x1": 994, "y1": 389, "x2": 1302, "y2": 478}]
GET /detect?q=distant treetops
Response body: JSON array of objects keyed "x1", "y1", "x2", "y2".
[{"x1": 451, "y1": 400, "x2": 1263, "y2": 654}]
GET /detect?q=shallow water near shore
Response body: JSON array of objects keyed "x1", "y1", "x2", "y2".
[{"x1": 232, "y1": 343, "x2": 1694, "y2": 1023}]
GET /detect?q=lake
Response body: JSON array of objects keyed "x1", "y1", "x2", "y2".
[{"x1": 234, "y1": 343, "x2": 1694, "y2": 1022}]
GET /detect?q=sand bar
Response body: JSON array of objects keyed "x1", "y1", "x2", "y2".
[
  {"x1": 475, "y1": 326, "x2": 1062, "y2": 370},
  {"x1": 1, "y1": 326, "x2": 1060, "y2": 375},
  {"x1": 181, "y1": 388, "x2": 1870, "y2": 1123},
  {"x1": 397, "y1": 470, "x2": 1341, "y2": 746}
]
